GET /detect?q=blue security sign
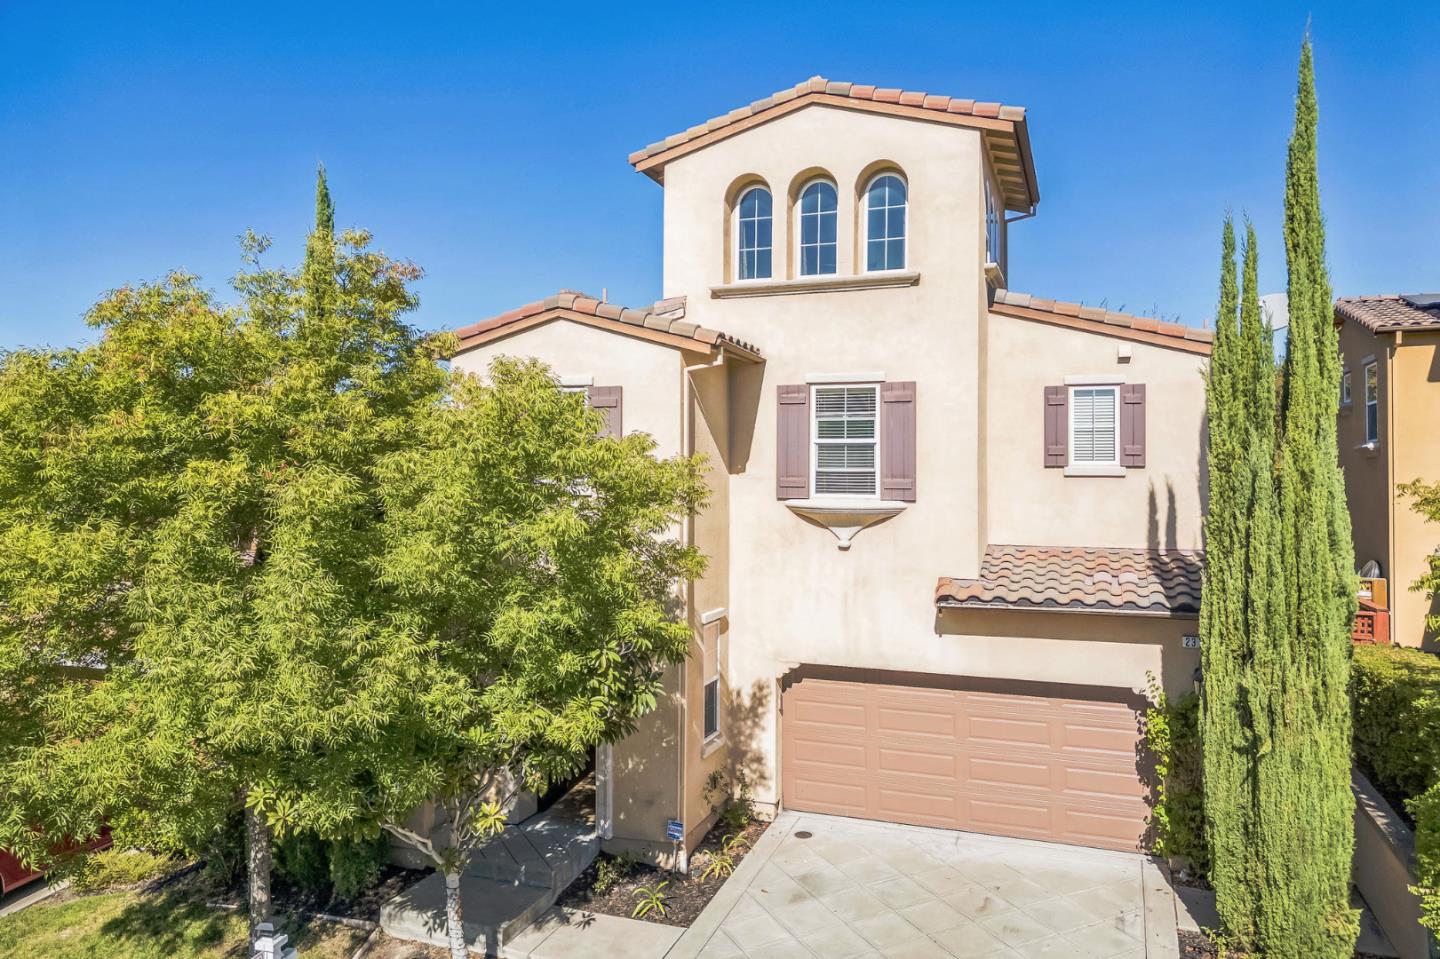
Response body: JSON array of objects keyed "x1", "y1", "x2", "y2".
[{"x1": 665, "y1": 819, "x2": 684, "y2": 842}]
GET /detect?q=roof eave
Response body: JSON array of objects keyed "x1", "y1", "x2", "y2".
[{"x1": 935, "y1": 599, "x2": 1199, "y2": 619}]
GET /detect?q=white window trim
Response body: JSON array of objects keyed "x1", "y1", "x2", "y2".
[
  {"x1": 1363, "y1": 360, "x2": 1379, "y2": 445},
  {"x1": 1068, "y1": 383, "x2": 1122, "y2": 471},
  {"x1": 806, "y1": 371, "x2": 885, "y2": 384},
  {"x1": 796, "y1": 178, "x2": 839, "y2": 278},
  {"x1": 863, "y1": 172, "x2": 907, "y2": 273},
  {"x1": 734, "y1": 185, "x2": 773, "y2": 283},
  {"x1": 701, "y1": 620, "x2": 723, "y2": 747},
  {"x1": 810, "y1": 382, "x2": 881, "y2": 500},
  {"x1": 557, "y1": 374, "x2": 593, "y2": 389}
]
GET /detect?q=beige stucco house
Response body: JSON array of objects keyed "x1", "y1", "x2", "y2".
[
  {"x1": 1335, "y1": 294, "x2": 1440, "y2": 649},
  {"x1": 449, "y1": 77, "x2": 1213, "y2": 866}
]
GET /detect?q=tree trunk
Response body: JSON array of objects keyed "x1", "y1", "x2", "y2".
[
  {"x1": 443, "y1": 869, "x2": 467, "y2": 959},
  {"x1": 245, "y1": 803, "x2": 274, "y2": 944}
]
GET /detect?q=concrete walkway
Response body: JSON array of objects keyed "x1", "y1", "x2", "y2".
[
  {"x1": 380, "y1": 782, "x2": 598, "y2": 957},
  {"x1": 503, "y1": 906, "x2": 683, "y2": 958},
  {"x1": 669, "y1": 812, "x2": 1177, "y2": 959}
]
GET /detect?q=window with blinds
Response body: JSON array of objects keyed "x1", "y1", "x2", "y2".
[
  {"x1": 813, "y1": 385, "x2": 878, "y2": 496},
  {"x1": 1070, "y1": 386, "x2": 1119, "y2": 465}
]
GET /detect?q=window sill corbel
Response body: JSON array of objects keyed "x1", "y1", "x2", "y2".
[{"x1": 784, "y1": 498, "x2": 908, "y2": 549}]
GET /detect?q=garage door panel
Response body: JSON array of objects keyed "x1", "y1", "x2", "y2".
[
  {"x1": 966, "y1": 755, "x2": 1053, "y2": 791},
  {"x1": 878, "y1": 746, "x2": 957, "y2": 778},
  {"x1": 782, "y1": 671, "x2": 1148, "y2": 853},
  {"x1": 877, "y1": 706, "x2": 956, "y2": 738}
]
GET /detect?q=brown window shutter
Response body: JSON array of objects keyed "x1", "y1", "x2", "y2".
[
  {"x1": 1044, "y1": 386, "x2": 1067, "y2": 467},
  {"x1": 589, "y1": 386, "x2": 622, "y2": 438},
  {"x1": 880, "y1": 381, "x2": 917, "y2": 502},
  {"x1": 1121, "y1": 383, "x2": 1146, "y2": 467},
  {"x1": 776, "y1": 385, "x2": 809, "y2": 500}
]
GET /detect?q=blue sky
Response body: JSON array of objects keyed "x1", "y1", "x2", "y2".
[{"x1": 2, "y1": 1, "x2": 1437, "y2": 350}]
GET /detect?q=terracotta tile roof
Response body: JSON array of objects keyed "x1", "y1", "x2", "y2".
[
  {"x1": 1335, "y1": 295, "x2": 1440, "y2": 334},
  {"x1": 628, "y1": 76, "x2": 1037, "y2": 212},
  {"x1": 991, "y1": 289, "x2": 1213, "y2": 355},
  {"x1": 935, "y1": 545, "x2": 1203, "y2": 616},
  {"x1": 451, "y1": 291, "x2": 762, "y2": 360}
]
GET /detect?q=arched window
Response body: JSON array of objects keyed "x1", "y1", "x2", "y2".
[
  {"x1": 797, "y1": 180, "x2": 838, "y2": 276},
  {"x1": 736, "y1": 186, "x2": 772, "y2": 280},
  {"x1": 864, "y1": 173, "x2": 907, "y2": 271}
]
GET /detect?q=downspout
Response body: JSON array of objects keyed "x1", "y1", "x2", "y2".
[{"x1": 675, "y1": 348, "x2": 727, "y2": 873}]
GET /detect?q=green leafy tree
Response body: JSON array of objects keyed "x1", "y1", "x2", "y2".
[
  {"x1": 1250, "y1": 36, "x2": 1359, "y2": 955},
  {"x1": 0, "y1": 167, "x2": 449, "y2": 943},
  {"x1": 340, "y1": 358, "x2": 708, "y2": 959}
]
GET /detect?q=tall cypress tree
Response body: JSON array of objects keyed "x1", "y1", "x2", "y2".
[
  {"x1": 1199, "y1": 217, "x2": 1255, "y2": 941},
  {"x1": 1251, "y1": 37, "x2": 1358, "y2": 956},
  {"x1": 303, "y1": 164, "x2": 338, "y2": 326}
]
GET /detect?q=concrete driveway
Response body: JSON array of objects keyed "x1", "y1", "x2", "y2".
[{"x1": 667, "y1": 812, "x2": 1177, "y2": 959}]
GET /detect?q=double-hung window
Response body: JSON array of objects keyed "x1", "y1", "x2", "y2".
[
  {"x1": 798, "y1": 180, "x2": 838, "y2": 276},
  {"x1": 864, "y1": 174, "x2": 907, "y2": 271},
  {"x1": 736, "y1": 186, "x2": 773, "y2": 281},
  {"x1": 813, "y1": 385, "x2": 879, "y2": 496},
  {"x1": 984, "y1": 179, "x2": 1000, "y2": 264},
  {"x1": 1070, "y1": 385, "x2": 1120, "y2": 466},
  {"x1": 702, "y1": 620, "x2": 723, "y2": 742},
  {"x1": 1364, "y1": 361, "x2": 1379, "y2": 444}
]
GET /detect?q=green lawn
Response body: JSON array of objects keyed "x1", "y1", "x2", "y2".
[{"x1": 0, "y1": 886, "x2": 367, "y2": 959}]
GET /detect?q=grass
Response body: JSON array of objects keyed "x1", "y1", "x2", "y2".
[{"x1": 0, "y1": 885, "x2": 367, "y2": 959}]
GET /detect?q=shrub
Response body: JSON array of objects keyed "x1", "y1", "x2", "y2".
[
  {"x1": 72, "y1": 848, "x2": 177, "y2": 892},
  {"x1": 1410, "y1": 784, "x2": 1440, "y2": 934},
  {"x1": 1352, "y1": 644, "x2": 1440, "y2": 802},
  {"x1": 1144, "y1": 676, "x2": 1207, "y2": 877},
  {"x1": 328, "y1": 833, "x2": 389, "y2": 901},
  {"x1": 592, "y1": 852, "x2": 636, "y2": 895}
]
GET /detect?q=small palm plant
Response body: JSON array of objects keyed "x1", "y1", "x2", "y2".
[
  {"x1": 631, "y1": 880, "x2": 671, "y2": 919},
  {"x1": 697, "y1": 834, "x2": 749, "y2": 881}
]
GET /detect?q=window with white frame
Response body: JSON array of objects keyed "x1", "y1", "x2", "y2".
[
  {"x1": 1364, "y1": 361, "x2": 1379, "y2": 444},
  {"x1": 985, "y1": 178, "x2": 1000, "y2": 264},
  {"x1": 1070, "y1": 385, "x2": 1120, "y2": 466},
  {"x1": 798, "y1": 180, "x2": 838, "y2": 276},
  {"x1": 864, "y1": 174, "x2": 907, "y2": 271},
  {"x1": 1341, "y1": 369, "x2": 1352, "y2": 406},
  {"x1": 736, "y1": 186, "x2": 773, "y2": 280},
  {"x1": 813, "y1": 385, "x2": 879, "y2": 496},
  {"x1": 702, "y1": 621, "x2": 722, "y2": 741}
]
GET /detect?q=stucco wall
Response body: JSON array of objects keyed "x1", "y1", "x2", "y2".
[
  {"x1": 1338, "y1": 320, "x2": 1392, "y2": 590},
  {"x1": 1390, "y1": 331, "x2": 1440, "y2": 648},
  {"x1": 985, "y1": 313, "x2": 1208, "y2": 550}
]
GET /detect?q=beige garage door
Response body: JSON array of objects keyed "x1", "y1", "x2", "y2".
[{"x1": 780, "y1": 670, "x2": 1150, "y2": 852}]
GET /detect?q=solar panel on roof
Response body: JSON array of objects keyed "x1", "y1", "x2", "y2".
[{"x1": 1400, "y1": 293, "x2": 1440, "y2": 312}]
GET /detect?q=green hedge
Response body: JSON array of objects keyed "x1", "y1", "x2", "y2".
[
  {"x1": 1351, "y1": 644, "x2": 1440, "y2": 935},
  {"x1": 1352, "y1": 644, "x2": 1440, "y2": 802}
]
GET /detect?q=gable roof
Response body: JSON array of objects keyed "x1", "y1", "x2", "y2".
[
  {"x1": 1335, "y1": 295, "x2": 1440, "y2": 335},
  {"x1": 990, "y1": 289, "x2": 1213, "y2": 355},
  {"x1": 936, "y1": 545, "x2": 1203, "y2": 617},
  {"x1": 628, "y1": 76, "x2": 1038, "y2": 213},
  {"x1": 451, "y1": 291, "x2": 763, "y2": 362}
]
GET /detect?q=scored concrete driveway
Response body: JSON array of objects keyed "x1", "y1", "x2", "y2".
[{"x1": 667, "y1": 811, "x2": 1176, "y2": 959}]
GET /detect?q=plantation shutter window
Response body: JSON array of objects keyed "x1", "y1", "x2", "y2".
[
  {"x1": 776, "y1": 385, "x2": 810, "y2": 499},
  {"x1": 1044, "y1": 386, "x2": 1068, "y2": 468},
  {"x1": 1119, "y1": 383, "x2": 1146, "y2": 468},
  {"x1": 880, "y1": 381, "x2": 917, "y2": 502},
  {"x1": 1069, "y1": 386, "x2": 1119, "y2": 466},
  {"x1": 589, "y1": 386, "x2": 622, "y2": 438},
  {"x1": 813, "y1": 385, "x2": 879, "y2": 496}
]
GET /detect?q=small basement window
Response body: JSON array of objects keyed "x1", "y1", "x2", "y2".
[{"x1": 813, "y1": 384, "x2": 879, "y2": 496}]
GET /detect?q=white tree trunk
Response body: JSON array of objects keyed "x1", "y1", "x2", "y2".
[
  {"x1": 443, "y1": 869, "x2": 467, "y2": 959},
  {"x1": 244, "y1": 803, "x2": 274, "y2": 945}
]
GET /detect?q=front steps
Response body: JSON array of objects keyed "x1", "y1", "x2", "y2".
[{"x1": 380, "y1": 778, "x2": 598, "y2": 957}]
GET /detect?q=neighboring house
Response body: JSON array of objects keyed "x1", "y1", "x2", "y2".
[
  {"x1": 1335, "y1": 294, "x2": 1440, "y2": 648},
  {"x1": 450, "y1": 76, "x2": 1212, "y2": 865}
]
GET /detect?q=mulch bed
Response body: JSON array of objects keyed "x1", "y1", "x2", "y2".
[
  {"x1": 210, "y1": 863, "x2": 423, "y2": 924},
  {"x1": 556, "y1": 818, "x2": 767, "y2": 928},
  {"x1": 1179, "y1": 929, "x2": 1389, "y2": 959}
]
